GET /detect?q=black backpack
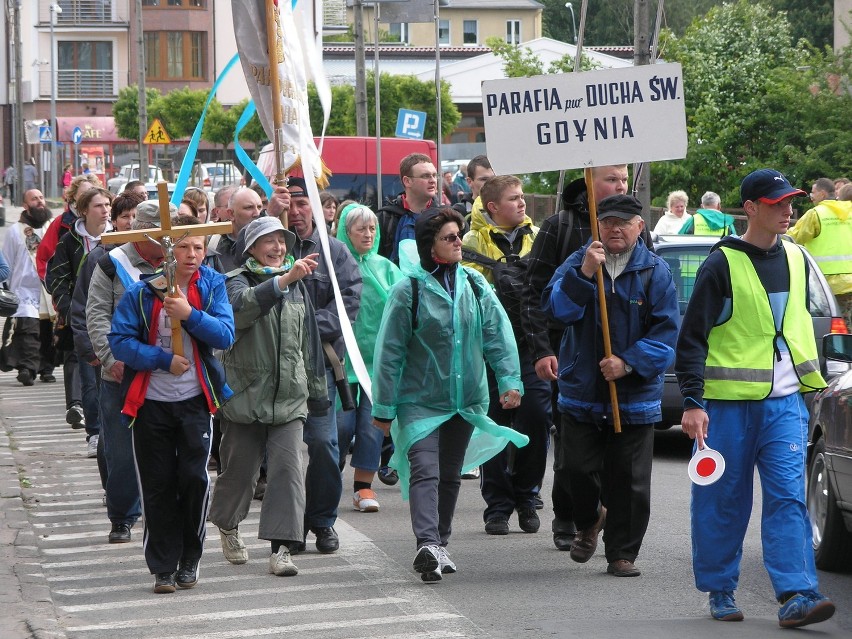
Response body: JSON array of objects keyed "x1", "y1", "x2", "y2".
[
  {"x1": 461, "y1": 247, "x2": 527, "y2": 329},
  {"x1": 409, "y1": 268, "x2": 484, "y2": 330}
]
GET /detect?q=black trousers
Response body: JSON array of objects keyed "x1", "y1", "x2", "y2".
[
  {"x1": 7, "y1": 317, "x2": 54, "y2": 375},
  {"x1": 132, "y1": 394, "x2": 212, "y2": 574},
  {"x1": 560, "y1": 412, "x2": 653, "y2": 563},
  {"x1": 480, "y1": 351, "x2": 551, "y2": 520}
]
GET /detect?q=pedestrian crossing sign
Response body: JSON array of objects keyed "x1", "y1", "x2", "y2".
[
  {"x1": 39, "y1": 126, "x2": 52, "y2": 143},
  {"x1": 143, "y1": 118, "x2": 171, "y2": 145}
]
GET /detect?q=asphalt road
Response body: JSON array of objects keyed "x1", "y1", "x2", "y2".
[{"x1": 1, "y1": 368, "x2": 850, "y2": 639}]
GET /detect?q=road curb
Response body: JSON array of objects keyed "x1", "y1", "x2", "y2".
[{"x1": 0, "y1": 427, "x2": 68, "y2": 639}]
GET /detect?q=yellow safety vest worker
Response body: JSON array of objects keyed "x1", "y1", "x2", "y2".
[
  {"x1": 802, "y1": 204, "x2": 852, "y2": 276},
  {"x1": 704, "y1": 242, "x2": 826, "y2": 399},
  {"x1": 693, "y1": 213, "x2": 726, "y2": 237}
]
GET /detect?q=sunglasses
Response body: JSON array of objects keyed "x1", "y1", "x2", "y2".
[{"x1": 437, "y1": 233, "x2": 463, "y2": 243}]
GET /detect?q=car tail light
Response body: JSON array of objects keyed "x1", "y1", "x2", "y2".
[{"x1": 830, "y1": 317, "x2": 849, "y2": 334}]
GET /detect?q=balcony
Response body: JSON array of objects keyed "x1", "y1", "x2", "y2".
[
  {"x1": 38, "y1": 68, "x2": 119, "y2": 99},
  {"x1": 40, "y1": 0, "x2": 130, "y2": 26}
]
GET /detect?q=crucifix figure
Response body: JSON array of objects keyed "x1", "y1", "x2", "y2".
[{"x1": 100, "y1": 182, "x2": 233, "y2": 356}]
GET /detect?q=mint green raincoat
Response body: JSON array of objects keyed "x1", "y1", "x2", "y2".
[
  {"x1": 372, "y1": 240, "x2": 528, "y2": 499},
  {"x1": 335, "y1": 205, "x2": 404, "y2": 383}
]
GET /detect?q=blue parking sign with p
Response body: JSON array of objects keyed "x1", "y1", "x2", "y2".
[{"x1": 396, "y1": 109, "x2": 426, "y2": 140}]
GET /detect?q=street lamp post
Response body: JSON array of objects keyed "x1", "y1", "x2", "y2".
[
  {"x1": 564, "y1": 2, "x2": 577, "y2": 45},
  {"x1": 49, "y1": 3, "x2": 62, "y2": 199}
]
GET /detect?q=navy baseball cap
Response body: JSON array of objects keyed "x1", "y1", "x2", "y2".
[
  {"x1": 740, "y1": 169, "x2": 806, "y2": 205},
  {"x1": 286, "y1": 176, "x2": 308, "y2": 197}
]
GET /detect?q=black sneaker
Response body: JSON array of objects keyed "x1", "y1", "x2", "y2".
[
  {"x1": 517, "y1": 507, "x2": 541, "y2": 533},
  {"x1": 153, "y1": 571, "x2": 176, "y2": 594},
  {"x1": 175, "y1": 558, "x2": 200, "y2": 589},
  {"x1": 65, "y1": 405, "x2": 85, "y2": 429},
  {"x1": 108, "y1": 522, "x2": 132, "y2": 543},
  {"x1": 39, "y1": 373, "x2": 56, "y2": 383},
  {"x1": 533, "y1": 494, "x2": 544, "y2": 510},
  {"x1": 312, "y1": 526, "x2": 339, "y2": 553},
  {"x1": 484, "y1": 516, "x2": 510, "y2": 535},
  {"x1": 377, "y1": 466, "x2": 399, "y2": 486},
  {"x1": 16, "y1": 369, "x2": 34, "y2": 387}
]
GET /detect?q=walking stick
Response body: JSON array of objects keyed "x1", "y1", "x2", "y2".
[{"x1": 585, "y1": 167, "x2": 622, "y2": 434}]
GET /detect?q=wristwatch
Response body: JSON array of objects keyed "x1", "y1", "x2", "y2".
[{"x1": 624, "y1": 362, "x2": 633, "y2": 374}]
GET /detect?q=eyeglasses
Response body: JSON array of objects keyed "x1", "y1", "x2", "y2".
[
  {"x1": 437, "y1": 233, "x2": 463, "y2": 243},
  {"x1": 599, "y1": 217, "x2": 638, "y2": 229},
  {"x1": 411, "y1": 173, "x2": 438, "y2": 181}
]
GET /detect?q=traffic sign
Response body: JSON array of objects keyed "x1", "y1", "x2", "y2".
[
  {"x1": 39, "y1": 126, "x2": 53, "y2": 144},
  {"x1": 71, "y1": 126, "x2": 83, "y2": 145},
  {"x1": 395, "y1": 109, "x2": 426, "y2": 140},
  {"x1": 143, "y1": 118, "x2": 171, "y2": 145}
]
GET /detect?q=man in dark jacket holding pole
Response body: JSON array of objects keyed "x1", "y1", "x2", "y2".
[{"x1": 542, "y1": 194, "x2": 678, "y2": 578}]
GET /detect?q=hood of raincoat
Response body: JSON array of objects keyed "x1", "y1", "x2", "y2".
[{"x1": 336, "y1": 202, "x2": 404, "y2": 380}]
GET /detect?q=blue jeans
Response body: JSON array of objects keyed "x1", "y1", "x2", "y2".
[
  {"x1": 337, "y1": 384, "x2": 383, "y2": 472},
  {"x1": 79, "y1": 359, "x2": 100, "y2": 438},
  {"x1": 100, "y1": 379, "x2": 141, "y2": 526},
  {"x1": 302, "y1": 368, "x2": 342, "y2": 528}
]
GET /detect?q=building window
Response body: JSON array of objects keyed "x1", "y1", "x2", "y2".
[
  {"x1": 57, "y1": 40, "x2": 114, "y2": 98},
  {"x1": 506, "y1": 20, "x2": 521, "y2": 45},
  {"x1": 388, "y1": 22, "x2": 409, "y2": 44},
  {"x1": 438, "y1": 19, "x2": 450, "y2": 45},
  {"x1": 142, "y1": 0, "x2": 204, "y2": 6},
  {"x1": 144, "y1": 31, "x2": 205, "y2": 80},
  {"x1": 463, "y1": 20, "x2": 477, "y2": 45}
]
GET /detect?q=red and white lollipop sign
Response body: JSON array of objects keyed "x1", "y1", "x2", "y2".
[{"x1": 688, "y1": 445, "x2": 725, "y2": 486}]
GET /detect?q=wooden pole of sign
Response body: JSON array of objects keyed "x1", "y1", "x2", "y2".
[
  {"x1": 99, "y1": 182, "x2": 233, "y2": 358},
  {"x1": 585, "y1": 167, "x2": 622, "y2": 434},
  {"x1": 265, "y1": 0, "x2": 289, "y2": 226}
]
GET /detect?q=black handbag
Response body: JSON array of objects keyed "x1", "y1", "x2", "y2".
[{"x1": 0, "y1": 285, "x2": 19, "y2": 318}]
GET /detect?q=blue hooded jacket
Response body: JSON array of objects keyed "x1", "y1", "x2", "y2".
[{"x1": 542, "y1": 239, "x2": 679, "y2": 424}]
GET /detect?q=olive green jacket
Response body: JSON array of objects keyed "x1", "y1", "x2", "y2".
[{"x1": 220, "y1": 269, "x2": 328, "y2": 425}]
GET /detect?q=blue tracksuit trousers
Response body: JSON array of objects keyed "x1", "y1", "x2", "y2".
[{"x1": 691, "y1": 393, "x2": 820, "y2": 600}]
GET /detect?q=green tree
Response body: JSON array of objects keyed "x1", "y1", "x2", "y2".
[
  {"x1": 307, "y1": 74, "x2": 460, "y2": 141},
  {"x1": 202, "y1": 101, "x2": 238, "y2": 158},
  {"x1": 113, "y1": 85, "x2": 164, "y2": 141},
  {"x1": 652, "y1": 0, "x2": 852, "y2": 206},
  {"x1": 158, "y1": 87, "x2": 210, "y2": 139}
]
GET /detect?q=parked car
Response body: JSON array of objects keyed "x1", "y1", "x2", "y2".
[
  {"x1": 807, "y1": 333, "x2": 852, "y2": 572},
  {"x1": 144, "y1": 182, "x2": 176, "y2": 202},
  {"x1": 108, "y1": 164, "x2": 163, "y2": 195},
  {"x1": 189, "y1": 162, "x2": 242, "y2": 192},
  {"x1": 653, "y1": 234, "x2": 849, "y2": 429}
]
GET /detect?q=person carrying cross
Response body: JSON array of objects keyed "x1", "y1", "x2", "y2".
[{"x1": 108, "y1": 215, "x2": 235, "y2": 594}]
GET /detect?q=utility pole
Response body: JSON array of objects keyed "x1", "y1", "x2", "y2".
[
  {"x1": 13, "y1": 0, "x2": 24, "y2": 206},
  {"x1": 136, "y1": 0, "x2": 147, "y2": 175},
  {"x1": 632, "y1": 0, "x2": 651, "y2": 213},
  {"x1": 353, "y1": 0, "x2": 368, "y2": 136}
]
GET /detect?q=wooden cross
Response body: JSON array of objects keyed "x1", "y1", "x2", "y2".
[{"x1": 100, "y1": 182, "x2": 233, "y2": 357}]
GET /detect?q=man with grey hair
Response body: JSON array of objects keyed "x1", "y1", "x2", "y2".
[
  {"x1": 809, "y1": 177, "x2": 834, "y2": 205},
  {"x1": 679, "y1": 191, "x2": 736, "y2": 236},
  {"x1": 86, "y1": 199, "x2": 172, "y2": 543},
  {"x1": 210, "y1": 185, "x2": 238, "y2": 223}
]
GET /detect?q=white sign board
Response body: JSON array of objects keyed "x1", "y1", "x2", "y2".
[{"x1": 482, "y1": 63, "x2": 687, "y2": 174}]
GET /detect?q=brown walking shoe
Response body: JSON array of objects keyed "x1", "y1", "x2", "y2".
[{"x1": 569, "y1": 506, "x2": 606, "y2": 563}]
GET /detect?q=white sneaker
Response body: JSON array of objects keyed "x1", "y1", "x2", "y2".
[
  {"x1": 86, "y1": 435, "x2": 99, "y2": 458},
  {"x1": 436, "y1": 546, "x2": 457, "y2": 574},
  {"x1": 353, "y1": 488, "x2": 380, "y2": 512},
  {"x1": 269, "y1": 547, "x2": 298, "y2": 576},
  {"x1": 219, "y1": 527, "x2": 248, "y2": 564},
  {"x1": 461, "y1": 466, "x2": 480, "y2": 479},
  {"x1": 413, "y1": 544, "x2": 442, "y2": 583}
]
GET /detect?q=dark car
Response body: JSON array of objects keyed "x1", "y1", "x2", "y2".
[
  {"x1": 807, "y1": 333, "x2": 852, "y2": 572},
  {"x1": 653, "y1": 234, "x2": 849, "y2": 429}
]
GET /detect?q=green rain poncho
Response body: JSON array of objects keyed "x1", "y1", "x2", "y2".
[
  {"x1": 335, "y1": 204, "x2": 405, "y2": 382},
  {"x1": 371, "y1": 239, "x2": 529, "y2": 499}
]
